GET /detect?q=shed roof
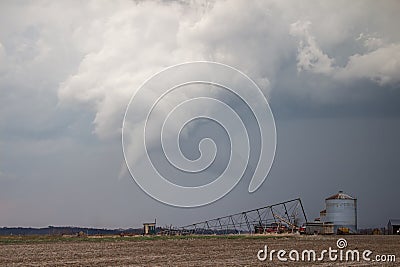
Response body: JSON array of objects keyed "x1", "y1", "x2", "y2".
[
  {"x1": 326, "y1": 191, "x2": 355, "y2": 200},
  {"x1": 388, "y1": 219, "x2": 400, "y2": 226}
]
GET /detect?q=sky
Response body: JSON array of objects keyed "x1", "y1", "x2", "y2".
[{"x1": 0, "y1": 0, "x2": 399, "y2": 229}]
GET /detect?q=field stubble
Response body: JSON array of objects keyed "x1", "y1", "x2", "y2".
[{"x1": 0, "y1": 235, "x2": 398, "y2": 266}]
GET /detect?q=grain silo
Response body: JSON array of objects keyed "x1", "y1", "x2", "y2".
[{"x1": 324, "y1": 191, "x2": 357, "y2": 234}]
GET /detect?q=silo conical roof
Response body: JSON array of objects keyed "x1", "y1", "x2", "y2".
[{"x1": 326, "y1": 191, "x2": 355, "y2": 200}]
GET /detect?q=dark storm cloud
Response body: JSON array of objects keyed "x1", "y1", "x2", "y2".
[
  {"x1": 0, "y1": 0, "x2": 399, "y2": 228},
  {"x1": 272, "y1": 64, "x2": 400, "y2": 120}
]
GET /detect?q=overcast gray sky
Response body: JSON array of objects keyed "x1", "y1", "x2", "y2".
[{"x1": 0, "y1": 0, "x2": 399, "y2": 229}]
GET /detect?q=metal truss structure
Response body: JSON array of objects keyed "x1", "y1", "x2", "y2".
[{"x1": 161, "y1": 198, "x2": 307, "y2": 235}]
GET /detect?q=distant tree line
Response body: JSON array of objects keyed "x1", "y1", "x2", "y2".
[{"x1": 0, "y1": 226, "x2": 143, "y2": 236}]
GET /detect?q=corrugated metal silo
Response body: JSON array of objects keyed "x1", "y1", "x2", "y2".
[{"x1": 324, "y1": 191, "x2": 357, "y2": 234}]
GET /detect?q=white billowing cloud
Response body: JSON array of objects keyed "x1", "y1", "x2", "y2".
[
  {"x1": 337, "y1": 44, "x2": 400, "y2": 86},
  {"x1": 291, "y1": 20, "x2": 400, "y2": 86},
  {"x1": 356, "y1": 33, "x2": 385, "y2": 52},
  {"x1": 59, "y1": 1, "x2": 207, "y2": 139},
  {"x1": 289, "y1": 20, "x2": 335, "y2": 74},
  {"x1": 1, "y1": 0, "x2": 399, "y2": 140},
  {"x1": 59, "y1": 0, "x2": 289, "y2": 138}
]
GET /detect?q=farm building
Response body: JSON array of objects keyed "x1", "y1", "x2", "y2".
[
  {"x1": 305, "y1": 222, "x2": 334, "y2": 235},
  {"x1": 387, "y1": 219, "x2": 400, "y2": 235},
  {"x1": 143, "y1": 220, "x2": 156, "y2": 235}
]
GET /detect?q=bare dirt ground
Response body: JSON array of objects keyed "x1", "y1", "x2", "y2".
[{"x1": 0, "y1": 235, "x2": 398, "y2": 266}]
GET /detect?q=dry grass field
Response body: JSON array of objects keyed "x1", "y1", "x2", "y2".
[{"x1": 0, "y1": 235, "x2": 398, "y2": 266}]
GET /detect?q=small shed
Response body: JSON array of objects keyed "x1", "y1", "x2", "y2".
[
  {"x1": 143, "y1": 220, "x2": 156, "y2": 235},
  {"x1": 305, "y1": 222, "x2": 334, "y2": 235},
  {"x1": 387, "y1": 219, "x2": 400, "y2": 235}
]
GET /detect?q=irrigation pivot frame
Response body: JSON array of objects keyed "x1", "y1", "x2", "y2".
[{"x1": 162, "y1": 198, "x2": 307, "y2": 235}]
